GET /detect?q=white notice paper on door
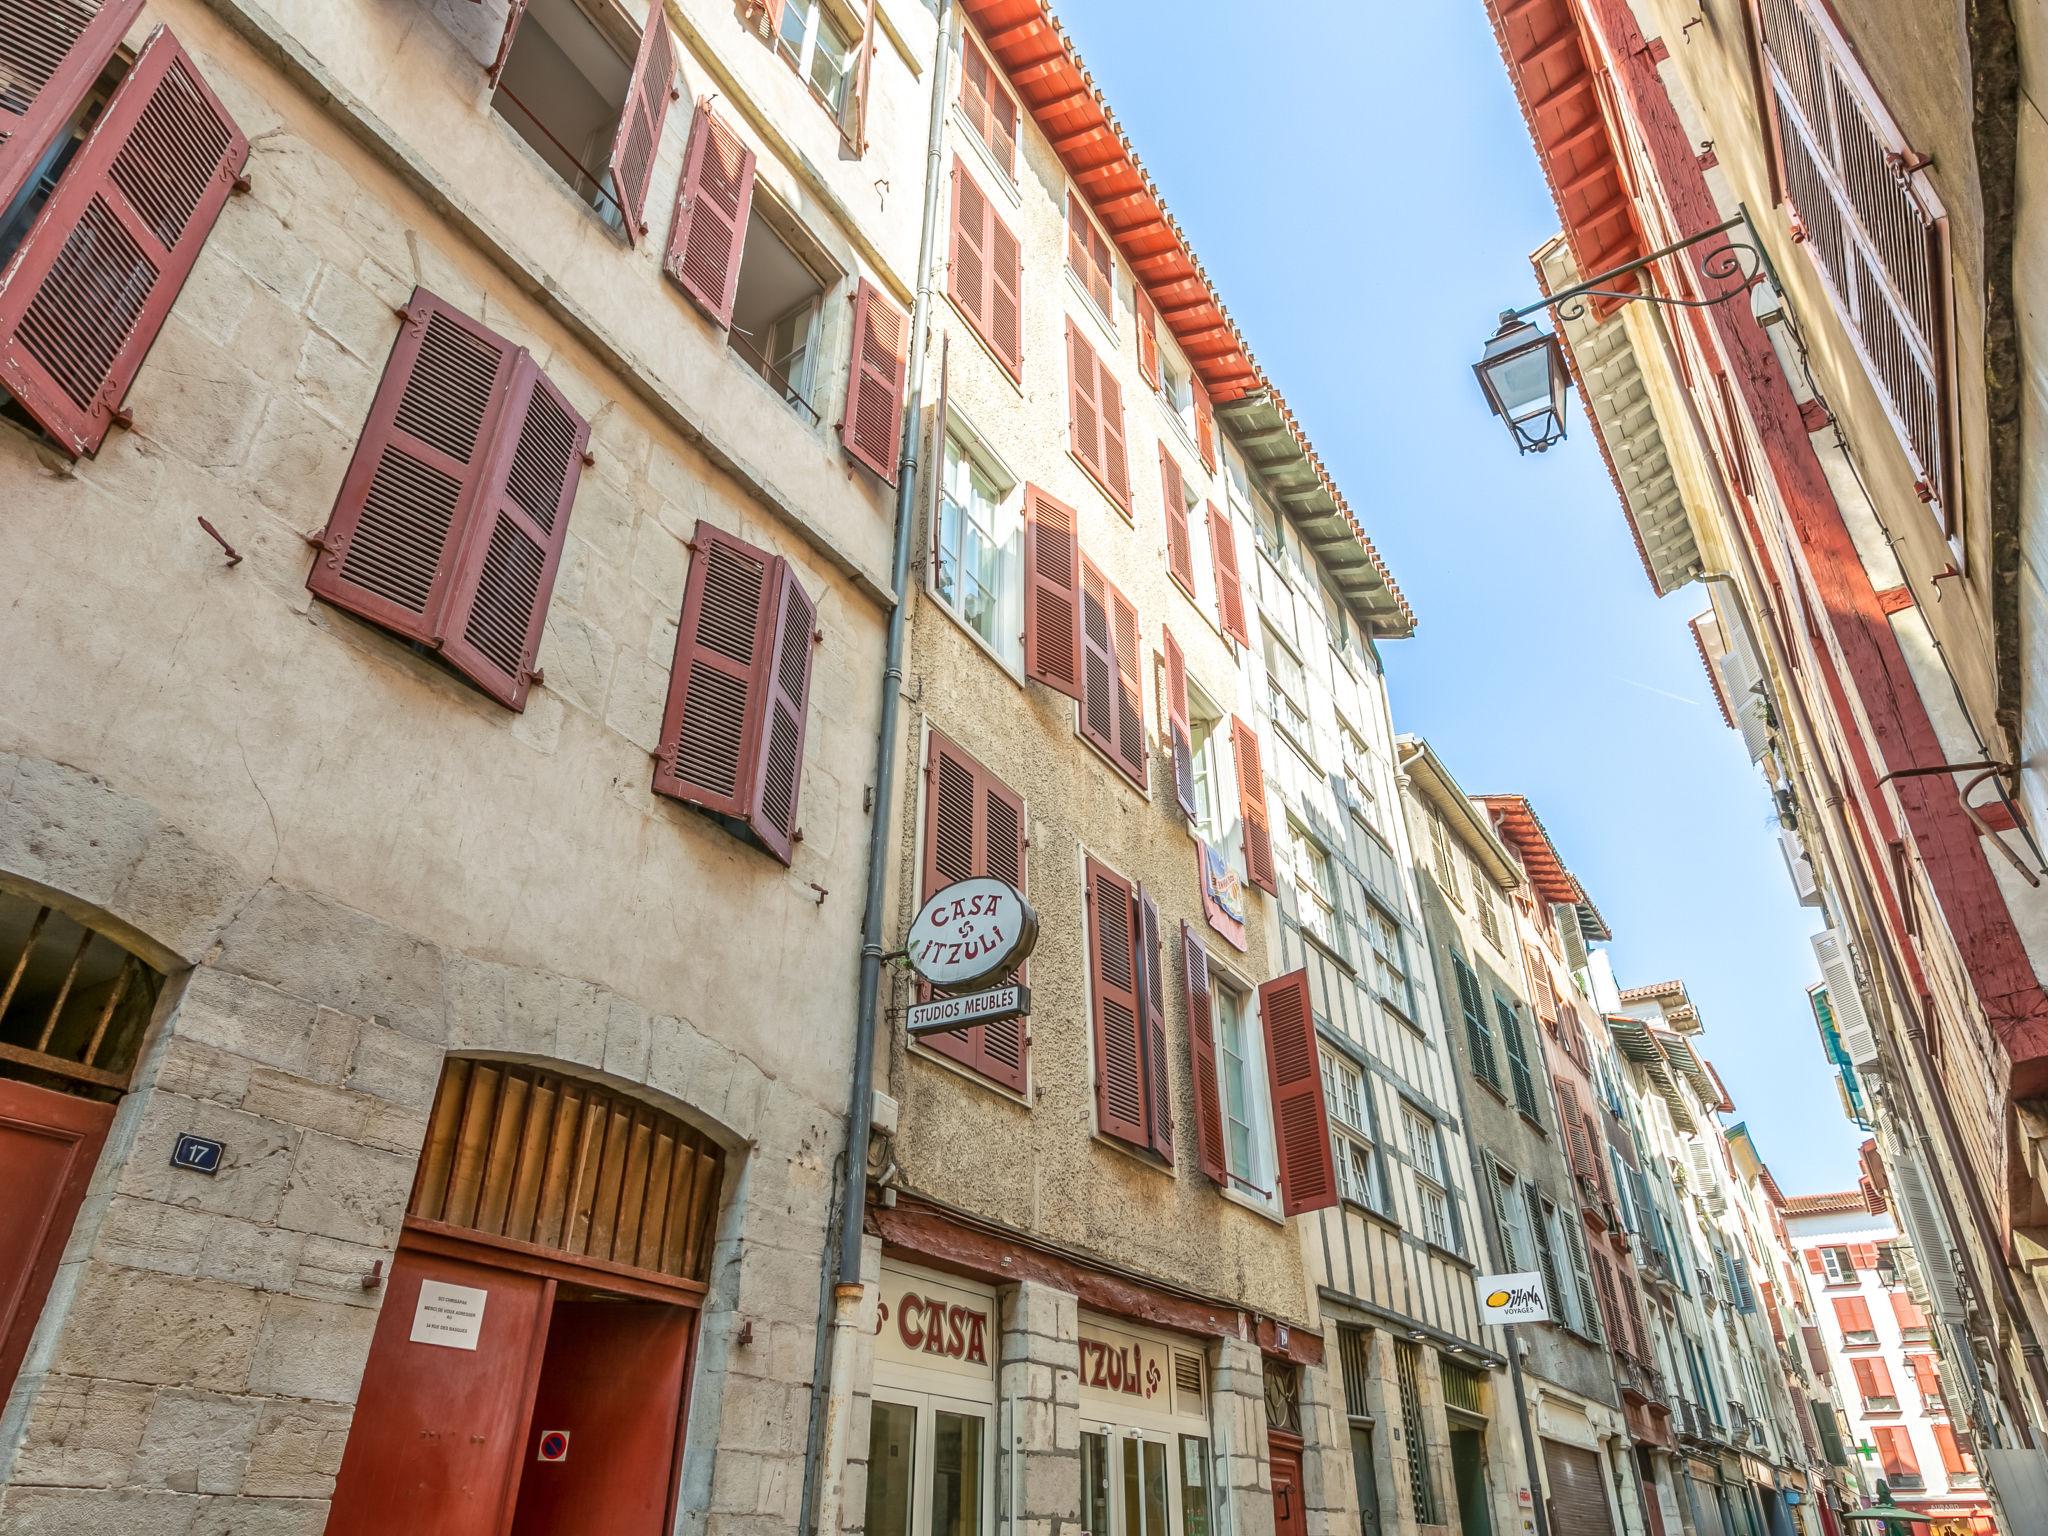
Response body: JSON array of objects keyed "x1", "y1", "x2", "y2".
[{"x1": 409, "y1": 1279, "x2": 488, "y2": 1350}]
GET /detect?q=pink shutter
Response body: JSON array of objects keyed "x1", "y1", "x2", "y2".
[
  {"x1": 438, "y1": 357, "x2": 590, "y2": 709},
  {"x1": 1194, "y1": 387, "x2": 1217, "y2": 472},
  {"x1": 1162, "y1": 626, "x2": 1196, "y2": 820},
  {"x1": 309, "y1": 289, "x2": 520, "y2": 650},
  {"x1": 1137, "y1": 884, "x2": 1172, "y2": 1164},
  {"x1": 951, "y1": 159, "x2": 1020, "y2": 377},
  {"x1": 607, "y1": 0, "x2": 678, "y2": 241},
  {"x1": 1067, "y1": 319, "x2": 1101, "y2": 482},
  {"x1": 1077, "y1": 558, "x2": 1118, "y2": 765},
  {"x1": 1261, "y1": 969, "x2": 1337, "y2": 1216},
  {"x1": 1135, "y1": 286, "x2": 1161, "y2": 390},
  {"x1": 975, "y1": 766, "x2": 1030, "y2": 1089},
  {"x1": 1107, "y1": 581, "x2": 1147, "y2": 788},
  {"x1": 0, "y1": 26, "x2": 247, "y2": 459},
  {"x1": 843, "y1": 277, "x2": 907, "y2": 484},
  {"x1": 0, "y1": 0, "x2": 142, "y2": 220},
  {"x1": 848, "y1": 0, "x2": 877, "y2": 153},
  {"x1": 664, "y1": 102, "x2": 755, "y2": 327},
  {"x1": 1182, "y1": 922, "x2": 1227, "y2": 1186},
  {"x1": 1207, "y1": 503, "x2": 1249, "y2": 645},
  {"x1": 1022, "y1": 485, "x2": 1082, "y2": 698},
  {"x1": 487, "y1": 0, "x2": 531, "y2": 84},
  {"x1": 1159, "y1": 446, "x2": 1193, "y2": 593},
  {"x1": 986, "y1": 197, "x2": 1022, "y2": 377},
  {"x1": 1231, "y1": 715, "x2": 1278, "y2": 895},
  {"x1": 654, "y1": 522, "x2": 779, "y2": 821},
  {"x1": 1097, "y1": 359, "x2": 1130, "y2": 512},
  {"x1": 1088, "y1": 856, "x2": 1147, "y2": 1149},
  {"x1": 744, "y1": 561, "x2": 817, "y2": 863}
]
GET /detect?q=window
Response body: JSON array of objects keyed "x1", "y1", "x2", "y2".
[
  {"x1": 1525, "y1": 1185, "x2": 1568, "y2": 1328},
  {"x1": 1889, "y1": 1289, "x2": 1931, "y2": 1341},
  {"x1": 1831, "y1": 1295, "x2": 1878, "y2": 1347},
  {"x1": 932, "y1": 427, "x2": 1022, "y2": 670},
  {"x1": 1160, "y1": 350, "x2": 1200, "y2": 446},
  {"x1": 1158, "y1": 446, "x2": 1198, "y2": 598},
  {"x1": 1363, "y1": 903, "x2": 1412, "y2": 1022},
  {"x1": 1078, "y1": 558, "x2": 1147, "y2": 789},
  {"x1": 1558, "y1": 1207, "x2": 1602, "y2": 1342},
  {"x1": 1476, "y1": 870, "x2": 1505, "y2": 951},
  {"x1": 1080, "y1": 1427, "x2": 1213, "y2": 1536},
  {"x1": 1873, "y1": 1426, "x2": 1922, "y2": 1489},
  {"x1": 729, "y1": 197, "x2": 832, "y2": 421},
  {"x1": 310, "y1": 290, "x2": 589, "y2": 712},
  {"x1": 1207, "y1": 503, "x2": 1250, "y2": 645},
  {"x1": 947, "y1": 160, "x2": 1022, "y2": 379},
  {"x1": 492, "y1": 0, "x2": 675, "y2": 237},
  {"x1": 1214, "y1": 981, "x2": 1266, "y2": 1191},
  {"x1": 1819, "y1": 1245, "x2": 1858, "y2": 1284},
  {"x1": 1404, "y1": 1108, "x2": 1453, "y2": 1251},
  {"x1": 1851, "y1": 1355, "x2": 1897, "y2": 1412},
  {"x1": 865, "y1": 1392, "x2": 992, "y2": 1536},
  {"x1": 1066, "y1": 321, "x2": 1131, "y2": 511},
  {"x1": 1186, "y1": 684, "x2": 1242, "y2": 877},
  {"x1": 1066, "y1": 190, "x2": 1115, "y2": 323},
  {"x1": 1264, "y1": 632, "x2": 1312, "y2": 751},
  {"x1": 956, "y1": 29, "x2": 1018, "y2": 177},
  {"x1": 1323, "y1": 1053, "x2": 1380, "y2": 1212},
  {"x1": 776, "y1": 0, "x2": 861, "y2": 127},
  {"x1": 1085, "y1": 855, "x2": 1171, "y2": 1161},
  {"x1": 1489, "y1": 1162, "x2": 1534, "y2": 1271},
  {"x1": 1495, "y1": 997, "x2": 1541, "y2": 1122},
  {"x1": 1452, "y1": 956, "x2": 1503, "y2": 1090},
  {"x1": 0, "y1": 23, "x2": 246, "y2": 460},
  {"x1": 1291, "y1": 825, "x2": 1343, "y2": 958},
  {"x1": 1428, "y1": 813, "x2": 1463, "y2": 908}
]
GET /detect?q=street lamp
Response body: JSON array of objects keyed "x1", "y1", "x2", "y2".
[
  {"x1": 1473, "y1": 313, "x2": 1570, "y2": 454},
  {"x1": 1475, "y1": 208, "x2": 1779, "y2": 456}
]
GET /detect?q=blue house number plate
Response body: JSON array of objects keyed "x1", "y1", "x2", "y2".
[{"x1": 170, "y1": 1133, "x2": 225, "y2": 1175}]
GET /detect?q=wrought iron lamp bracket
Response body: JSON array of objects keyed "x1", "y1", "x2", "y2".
[{"x1": 1504, "y1": 208, "x2": 1781, "y2": 327}]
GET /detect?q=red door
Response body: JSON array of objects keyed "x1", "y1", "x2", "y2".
[
  {"x1": 509, "y1": 1299, "x2": 695, "y2": 1536},
  {"x1": 325, "y1": 1248, "x2": 554, "y2": 1536},
  {"x1": 1271, "y1": 1436, "x2": 1308, "y2": 1536},
  {"x1": 0, "y1": 1079, "x2": 113, "y2": 1405}
]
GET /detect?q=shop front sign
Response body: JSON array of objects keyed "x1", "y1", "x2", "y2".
[
  {"x1": 875, "y1": 1265, "x2": 995, "y2": 1383},
  {"x1": 907, "y1": 984, "x2": 1030, "y2": 1039},
  {"x1": 1475, "y1": 1272, "x2": 1549, "y2": 1325},
  {"x1": 904, "y1": 878, "x2": 1037, "y2": 992},
  {"x1": 1077, "y1": 1316, "x2": 1206, "y2": 1429}
]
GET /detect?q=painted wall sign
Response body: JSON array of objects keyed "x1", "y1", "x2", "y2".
[
  {"x1": 907, "y1": 984, "x2": 1030, "y2": 1038},
  {"x1": 169, "y1": 1133, "x2": 224, "y2": 1174},
  {"x1": 537, "y1": 1431, "x2": 569, "y2": 1462},
  {"x1": 409, "y1": 1279, "x2": 488, "y2": 1350},
  {"x1": 1198, "y1": 841, "x2": 1247, "y2": 952},
  {"x1": 1476, "y1": 1272, "x2": 1550, "y2": 1325},
  {"x1": 904, "y1": 877, "x2": 1037, "y2": 991},
  {"x1": 874, "y1": 1265, "x2": 996, "y2": 1383},
  {"x1": 1076, "y1": 1316, "x2": 1206, "y2": 1428}
]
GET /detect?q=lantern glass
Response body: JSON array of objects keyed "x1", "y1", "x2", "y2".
[{"x1": 1474, "y1": 316, "x2": 1569, "y2": 453}]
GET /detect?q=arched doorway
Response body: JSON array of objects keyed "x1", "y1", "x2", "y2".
[
  {"x1": 0, "y1": 890, "x2": 165, "y2": 1407},
  {"x1": 327, "y1": 1058, "x2": 726, "y2": 1536}
]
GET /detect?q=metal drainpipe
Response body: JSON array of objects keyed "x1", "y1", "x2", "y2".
[{"x1": 796, "y1": 6, "x2": 955, "y2": 1533}]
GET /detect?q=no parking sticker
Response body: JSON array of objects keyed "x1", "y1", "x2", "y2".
[{"x1": 537, "y1": 1431, "x2": 569, "y2": 1463}]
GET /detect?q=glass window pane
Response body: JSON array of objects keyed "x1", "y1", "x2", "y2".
[
  {"x1": 1083, "y1": 1431, "x2": 1113, "y2": 1536},
  {"x1": 1121, "y1": 1436, "x2": 1142, "y2": 1536},
  {"x1": 864, "y1": 1400, "x2": 918, "y2": 1536},
  {"x1": 930, "y1": 1411, "x2": 983, "y2": 1536},
  {"x1": 1141, "y1": 1439, "x2": 1170, "y2": 1536},
  {"x1": 1179, "y1": 1436, "x2": 1214, "y2": 1536}
]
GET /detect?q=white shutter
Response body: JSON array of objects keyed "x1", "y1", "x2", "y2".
[
  {"x1": 1813, "y1": 930, "x2": 1878, "y2": 1068},
  {"x1": 1779, "y1": 830, "x2": 1822, "y2": 905},
  {"x1": 1890, "y1": 1145, "x2": 1966, "y2": 1325}
]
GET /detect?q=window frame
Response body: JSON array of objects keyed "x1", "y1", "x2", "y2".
[
  {"x1": 1210, "y1": 960, "x2": 1277, "y2": 1206},
  {"x1": 1065, "y1": 186, "x2": 1118, "y2": 339},
  {"x1": 1322, "y1": 1050, "x2": 1383, "y2": 1215},
  {"x1": 775, "y1": 0, "x2": 864, "y2": 130},
  {"x1": 1402, "y1": 1104, "x2": 1456, "y2": 1255},
  {"x1": 927, "y1": 409, "x2": 1026, "y2": 679}
]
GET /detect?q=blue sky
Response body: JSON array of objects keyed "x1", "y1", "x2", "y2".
[{"x1": 1057, "y1": 2, "x2": 1864, "y2": 1193}]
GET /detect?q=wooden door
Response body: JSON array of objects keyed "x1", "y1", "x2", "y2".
[
  {"x1": 1270, "y1": 1436, "x2": 1308, "y2": 1536},
  {"x1": 0, "y1": 1079, "x2": 113, "y2": 1405},
  {"x1": 509, "y1": 1299, "x2": 694, "y2": 1536},
  {"x1": 325, "y1": 1248, "x2": 554, "y2": 1536}
]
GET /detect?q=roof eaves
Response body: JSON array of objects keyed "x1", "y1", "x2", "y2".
[{"x1": 1396, "y1": 737, "x2": 1521, "y2": 891}]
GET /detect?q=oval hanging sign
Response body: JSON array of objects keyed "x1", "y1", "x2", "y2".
[{"x1": 906, "y1": 877, "x2": 1037, "y2": 992}]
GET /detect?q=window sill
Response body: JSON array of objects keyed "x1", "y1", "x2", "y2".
[
  {"x1": 950, "y1": 107, "x2": 1021, "y2": 205},
  {"x1": 1298, "y1": 924, "x2": 1355, "y2": 976},
  {"x1": 1065, "y1": 266, "x2": 1117, "y2": 348},
  {"x1": 1517, "y1": 1110, "x2": 1548, "y2": 1137},
  {"x1": 1474, "y1": 1075, "x2": 1509, "y2": 1106},
  {"x1": 1218, "y1": 1181, "x2": 1285, "y2": 1226},
  {"x1": 1073, "y1": 718, "x2": 1150, "y2": 799},
  {"x1": 907, "y1": 1037, "x2": 1032, "y2": 1106},
  {"x1": 920, "y1": 573, "x2": 1027, "y2": 689},
  {"x1": 1346, "y1": 1197, "x2": 1401, "y2": 1234},
  {"x1": 1424, "y1": 1241, "x2": 1474, "y2": 1271},
  {"x1": 1092, "y1": 1128, "x2": 1175, "y2": 1178}
]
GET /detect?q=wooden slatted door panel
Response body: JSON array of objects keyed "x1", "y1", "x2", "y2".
[
  {"x1": 0, "y1": 25, "x2": 247, "y2": 458},
  {"x1": 843, "y1": 277, "x2": 906, "y2": 483},
  {"x1": 745, "y1": 563, "x2": 817, "y2": 864},
  {"x1": 311, "y1": 290, "x2": 519, "y2": 644},
  {"x1": 1181, "y1": 921, "x2": 1227, "y2": 1186},
  {"x1": 412, "y1": 1059, "x2": 725, "y2": 1286},
  {"x1": 1260, "y1": 968, "x2": 1335, "y2": 1216},
  {"x1": 1542, "y1": 1441, "x2": 1617, "y2": 1536},
  {"x1": 607, "y1": 0, "x2": 678, "y2": 242},
  {"x1": 0, "y1": 0, "x2": 142, "y2": 218},
  {"x1": 1159, "y1": 446, "x2": 1194, "y2": 594},
  {"x1": 1087, "y1": 856, "x2": 1147, "y2": 1148},
  {"x1": 0, "y1": 1080, "x2": 113, "y2": 1407},
  {"x1": 1208, "y1": 502, "x2": 1249, "y2": 645},
  {"x1": 1136, "y1": 883, "x2": 1171, "y2": 1164},
  {"x1": 1022, "y1": 485, "x2": 1082, "y2": 697},
  {"x1": 1231, "y1": 715, "x2": 1277, "y2": 894},
  {"x1": 654, "y1": 521, "x2": 780, "y2": 820},
  {"x1": 665, "y1": 102, "x2": 755, "y2": 326},
  {"x1": 438, "y1": 357, "x2": 589, "y2": 709},
  {"x1": 1161, "y1": 626, "x2": 1196, "y2": 819}
]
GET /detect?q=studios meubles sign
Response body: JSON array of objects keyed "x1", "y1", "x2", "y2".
[{"x1": 903, "y1": 877, "x2": 1037, "y2": 1039}]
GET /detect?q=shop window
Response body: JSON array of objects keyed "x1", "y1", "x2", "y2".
[
  {"x1": 932, "y1": 423, "x2": 1022, "y2": 671},
  {"x1": 1078, "y1": 1428, "x2": 1214, "y2": 1536},
  {"x1": 1322, "y1": 1052, "x2": 1380, "y2": 1213},
  {"x1": 728, "y1": 198, "x2": 834, "y2": 423},
  {"x1": 491, "y1": 0, "x2": 641, "y2": 233}
]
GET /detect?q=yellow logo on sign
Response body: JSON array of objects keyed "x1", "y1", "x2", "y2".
[{"x1": 1487, "y1": 1291, "x2": 1511, "y2": 1308}]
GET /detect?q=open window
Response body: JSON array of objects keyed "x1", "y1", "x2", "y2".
[
  {"x1": 774, "y1": 0, "x2": 862, "y2": 131},
  {"x1": 931, "y1": 415, "x2": 1023, "y2": 671},
  {"x1": 729, "y1": 196, "x2": 834, "y2": 422}
]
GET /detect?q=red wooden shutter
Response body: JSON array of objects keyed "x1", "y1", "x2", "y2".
[
  {"x1": 1230, "y1": 715, "x2": 1277, "y2": 894},
  {"x1": 1087, "y1": 856, "x2": 1147, "y2": 1148},
  {"x1": 1181, "y1": 922, "x2": 1227, "y2": 1186},
  {"x1": 437, "y1": 356, "x2": 590, "y2": 708},
  {"x1": 1908, "y1": 1353, "x2": 1940, "y2": 1395},
  {"x1": 948, "y1": 161, "x2": 1021, "y2": 379},
  {"x1": 1933, "y1": 1423, "x2": 1969, "y2": 1476},
  {"x1": 1159, "y1": 446, "x2": 1194, "y2": 594},
  {"x1": 986, "y1": 196, "x2": 1022, "y2": 377},
  {"x1": 1803, "y1": 1325, "x2": 1829, "y2": 1375},
  {"x1": 1022, "y1": 485, "x2": 1082, "y2": 697},
  {"x1": 1207, "y1": 503, "x2": 1249, "y2": 644},
  {"x1": 606, "y1": 0, "x2": 678, "y2": 241},
  {"x1": 1097, "y1": 360, "x2": 1130, "y2": 510},
  {"x1": 1806, "y1": 1247, "x2": 1826, "y2": 1274},
  {"x1": 848, "y1": 0, "x2": 877, "y2": 153},
  {"x1": 1078, "y1": 558, "x2": 1118, "y2": 764},
  {"x1": 654, "y1": 521, "x2": 779, "y2": 821},
  {"x1": 1134, "y1": 286, "x2": 1160, "y2": 390},
  {"x1": 1161, "y1": 626, "x2": 1196, "y2": 820},
  {"x1": 1850, "y1": 1241, "x2": 1879, "y2": 1268},
  {"x1": 310, "y1": 289, "x2": 521, "y2": 649},
  {"x1": 0, "y1": 0, "x2": 142, "y2": 220},
  {"x1": 1136, "y1": 884, "x2": 1172, "y2": 1164},
  {"x1": 1066, "y1": 193, "x2": 1112, "y2": 314},
  {"x1": 1832, "y1": 1295, "x2": 1874, "y2": 1334},
  {"x1": 487, "y1": 0, "x2": 531, "y2": 83},
  {"x1": 1067, "y1": 318, "x2": 1101, "y2": 481},
  {"x1": 1108, "y1": 582, "x2": 1146, "y2": 787},
  {"x1": 1889, "y1": 1290, "x2": 1927, "y2": 1330},
  {"x1": 0, "y1": 26, "x2": 246, "y2": 459},
  {"x1": 1259, "y1": 968, "x2": 1336, "y2": 1216},
  {"x1": 919, "y1": 731, "x2": 1028, "y2": 1091},
  {"x1": 744, "y1": 560, "x2": 817, "y2": 862},
  {"x1": 1556, "y1": 1078, "x2": 1594, "y2": 1181},
  {"x1": 843, "y1": 277, "x2": 907, "y2": 483},
  {"x1": 959, "y1": 38, "x2": 1017, "y2": 178},
  {"x1": 1194, "y1": 387, "x2": 1216, "y2": 473},
  {"x1": 664, "y1": 102, "x2": 755, "y2": 326},
  {"x1": 1874, "y1": 1426, "x2": 1919, "y2": 1480}
]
